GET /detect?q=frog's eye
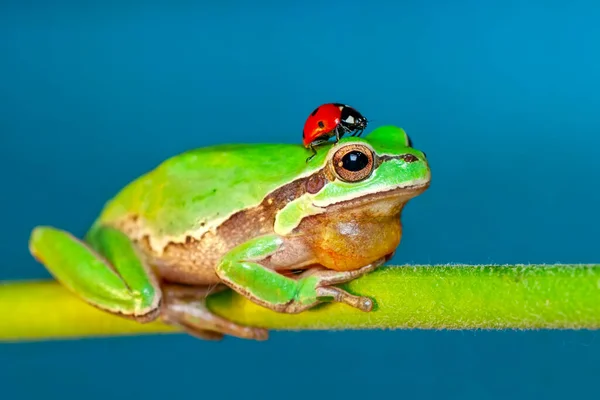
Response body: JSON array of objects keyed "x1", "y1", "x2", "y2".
[{"x1": 331, "y1": 144, "x2": 375, "y2": 182}]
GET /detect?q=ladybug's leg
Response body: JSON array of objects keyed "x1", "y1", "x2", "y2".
[
  {"x1": 306, "y1": 144, "x2": 318, "y2": 162},
  {"x1": 336, "y1": 125, "x2": 352, "y2": 141},
  {"x1": 334, "y1": 126, "x2": 343, "y2": 142},
  {"x1": 305, "y1": 139, "x2": 330, "y2": 163}
]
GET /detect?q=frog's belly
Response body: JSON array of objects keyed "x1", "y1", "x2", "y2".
[
  {"x1": 150, "y1": 248, "x2": 223, "y2": 285},
  {"x1": 137, "y1": 232, "x2": 238, "y2": 285},
  {"x1": 135, "y1": 222, "x2": 276, "y2": 286}
]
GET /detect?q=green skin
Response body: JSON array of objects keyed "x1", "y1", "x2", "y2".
[{"x1": 29, "y1": 125, "x2": 431, "y2": 340}]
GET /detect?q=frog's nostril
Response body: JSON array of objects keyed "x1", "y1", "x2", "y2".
[{"x1": 400, "y1": 154, "x2": 419, "y2": 163}]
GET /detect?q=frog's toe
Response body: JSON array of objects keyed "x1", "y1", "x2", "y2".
[{"x1": 316, "y1": 286, "x2": 374, "y2": 312}]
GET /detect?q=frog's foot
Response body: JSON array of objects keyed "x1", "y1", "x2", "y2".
[
  {"x1": 161, "y1": 284, "x2": 269, "y2": 341},
  {"x1": 215, "y1": 234, "x2": 386, "y2": 315},
  {"x1": 283, "y1": 257, "x2": 386, "y2": 313},
  {"x1": 29, "y1": 226, "x2": 161, "y2": 323}
]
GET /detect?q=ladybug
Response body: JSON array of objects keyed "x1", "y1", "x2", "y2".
[{"x1": 302, "y1": 103, "x2": 368, "y2": 161}]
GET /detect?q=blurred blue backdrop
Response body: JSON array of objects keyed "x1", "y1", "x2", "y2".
[{"x1": 1, "y1": 1, "x2": 599, "y2": 399}]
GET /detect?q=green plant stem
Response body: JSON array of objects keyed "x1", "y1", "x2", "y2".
[{"x1": 1, "y1": 264, "x2": 599, "y2": 342}]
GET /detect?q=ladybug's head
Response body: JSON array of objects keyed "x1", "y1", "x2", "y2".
[
  {"x1": 339, "y1": 106, "x2": 368, "y2": 131},
  {"x1": 353, "y1": 114, "x2": 368, "y2": 130}
]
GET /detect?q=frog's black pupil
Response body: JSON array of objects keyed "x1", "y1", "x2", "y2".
[{"x1": 342, "y1": 151, "x2": 369, "y2": 172}]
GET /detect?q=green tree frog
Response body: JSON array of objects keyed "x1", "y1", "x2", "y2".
[{"x1": 29, "y1": 125, "x2": 431, "y2": 340}]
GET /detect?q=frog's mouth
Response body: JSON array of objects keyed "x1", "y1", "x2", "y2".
[{"x1": 319, "y1": 179, "x2": 431, "y2": 212}]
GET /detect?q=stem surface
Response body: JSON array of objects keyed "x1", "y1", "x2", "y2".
[{"x1": 1, "y1": 264, "x2": 599, "y2": 342}]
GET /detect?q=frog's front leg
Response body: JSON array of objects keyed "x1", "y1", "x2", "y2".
[
  {"x1": 29, "y1": 225, "x2": 161, "y2": 322},
  {"x1": 215, "y1": 234, "x2": 383, "y2": 314}
]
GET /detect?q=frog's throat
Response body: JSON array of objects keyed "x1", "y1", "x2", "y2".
[{"x1": 274, "y1": 178, "x2": 430, "y2": 236}]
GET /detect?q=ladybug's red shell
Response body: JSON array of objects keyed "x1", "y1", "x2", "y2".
[{"x1": 302, "y1": 103, "x2": 343, "y2": 147}]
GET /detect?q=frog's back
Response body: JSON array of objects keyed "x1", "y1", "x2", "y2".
[{"x1": 98, "y1": 142, "x2": 321, "y2": 240}]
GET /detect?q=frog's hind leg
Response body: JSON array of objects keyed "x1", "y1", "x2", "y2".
[
  {"x1": 29, "y1": 225, "x2": 162, "y2": 322},
  {"x1": 160, "y1": 284, "x2": 269, "y2": 341}
]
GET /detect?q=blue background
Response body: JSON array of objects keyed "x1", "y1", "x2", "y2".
[{"x1": 1, "y1": 1, "x2": 599, "y2": 398}]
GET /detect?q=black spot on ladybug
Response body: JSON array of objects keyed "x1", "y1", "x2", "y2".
[
  {"x1": 317, "y1": 121, "x2": 325, "y2": 129},
  {"x1": 310, "y1": 107, "x2": 320, "y2": 117}
]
